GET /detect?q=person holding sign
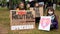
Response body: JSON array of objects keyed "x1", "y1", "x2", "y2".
[
  {"x1": 16, "y1": 2, "x2": 26, "y2": 10},
  {"x1": 13, "y1": 2, "x2": 26, "y2": 19},
  {"x1": 33, "y1": 2, "x2": 40, "y2": 23},
  {"x1": 46, "y1": 7, "x2": 58, "y2": 30}
]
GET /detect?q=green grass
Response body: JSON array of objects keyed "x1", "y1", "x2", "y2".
[
  {"x1": 56, "y1": 6, "x2": 60, "y2": 11},
  {"x1": 0, "y1": 8, "x2": 60, "y2": 34}
]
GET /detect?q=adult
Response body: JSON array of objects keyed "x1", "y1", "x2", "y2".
[{"x1": 53, "y1": 0, "x2": 57, "y2": 10}]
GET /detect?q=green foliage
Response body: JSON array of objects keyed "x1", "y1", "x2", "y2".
[
  {"x1": 2, "y1": 0, "x2": 7, "y2": 4},
  {"x1": 12, "y1": 0, "x2": 21, "y2": 4}
]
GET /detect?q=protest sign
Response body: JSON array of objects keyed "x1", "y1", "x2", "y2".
[
  {"x1": 10, "y1": 10, "x2": 35, "y2": 30},
  {"x1": 38, "y1": 16, "x2": 51, "y2": 31},
  {"x1": 33, "y1": 6, "x2": 43, "y2": 17}
]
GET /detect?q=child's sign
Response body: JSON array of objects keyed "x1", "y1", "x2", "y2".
[
  {"x1": 38, "y1": 16, "x2": 51, "y2": 31},
  {"x1": 10, "y1": 10, "x2": 35, "y2": 30}
]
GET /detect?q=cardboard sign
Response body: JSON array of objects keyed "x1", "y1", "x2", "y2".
[
  {"x1": 33, "y1": 6, "x2": 43, "y2": 17},
  {"x1": 10, "y1": 10, "x2": 35, "y2": 30},
  {"x1": 38, "y1": 16, "x2": 51, "y2": 31}
]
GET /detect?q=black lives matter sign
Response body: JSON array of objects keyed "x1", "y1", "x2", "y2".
[{"x1": 10, "y1": 10, "x2": 35, "y2": 30}]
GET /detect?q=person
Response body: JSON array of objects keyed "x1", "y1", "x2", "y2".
[
  {"x1": 13, "y1": 2, "x2": 26, "y2": 19},
  {"x1": 33, "y1": 2, "x2": 40, "y2": 23},
  {"x1": 53, "y1": 0, "x2": 57, "y2": 10},
  {"x1": 37, "y1": 0, "x2": 45, "y2": 13},
  {"x1": 26, "y1": 3, "x2": 30, "y2": 10},
  {"x1": 46, "y1": 7, "x2": 58, "y2": 30},
  {"x1": 16, "y1": 2, "x2": 26, "y2": 10}
]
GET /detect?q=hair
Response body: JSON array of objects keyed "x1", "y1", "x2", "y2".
[{"x1": 47, "y1": 7, "x2": 55, "y2": 16}]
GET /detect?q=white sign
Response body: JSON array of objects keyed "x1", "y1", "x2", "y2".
[
  {"x1": 38, "y1": 16, "x2": 51, "y2": 31},
  {"x1": 11, "y1": 25, "x2": 34, "y2": 30}
]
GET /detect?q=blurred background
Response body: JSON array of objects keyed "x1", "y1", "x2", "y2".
[{"x1": 0, "y1": 0, "x2": 60, "y2": 10}]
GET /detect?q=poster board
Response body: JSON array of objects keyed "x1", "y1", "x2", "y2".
[
  {"x1": 38, "y1": 16, "x2": 51, "y2": 31},
  {"x1": 10, "y1": 10, "x2": 35, "y2": 30},
  {"x1": 39, "y1": 6, "x2": 43, "y2": 16},
  {"x1": 32, "y1": 6, "x2": 43, "y2": 18}
]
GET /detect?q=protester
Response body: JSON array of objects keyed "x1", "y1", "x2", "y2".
[
  {"x1": 46, "y1": 7, "x2": 58, "y2": 30},
  {"x1": 26, "y1": 3, "x2": 30, "y2": 10},
  {"x1": 16, "y1": 2, "x2": 26, "y2": 10},
  {"x1": 33, "y1": 2, "x2": 40, "y2": 23}
]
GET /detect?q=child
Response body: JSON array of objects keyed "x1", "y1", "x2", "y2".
[
  {"x1": 46, "y1": 7, "x2": 58, "y2": 30},
  {"x1": 26, "y1": 3, "x2": 30, "y2": 10},
  {"x1": 33, "y1": 2, "x2": 40, "y2": 23},
  {"x1": 16, "y1": 2, "x2": 25, "y2": 10},
  {"x1": 15, "y1": 2, "x2": 26, "y2": 19}
]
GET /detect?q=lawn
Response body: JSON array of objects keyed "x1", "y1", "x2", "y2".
[{"x1": 0, "y1": 8, "x2": 60, "y2": 34}]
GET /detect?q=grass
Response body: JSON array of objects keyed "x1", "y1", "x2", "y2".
[
  {"x1": 0, "y1": 8, "x2": 60, "y2": 34},
  {"x1": 56, "y1": 5, "x2": 60, "y2": 11}
]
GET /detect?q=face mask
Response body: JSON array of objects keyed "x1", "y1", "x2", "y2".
[{"x1": 48, "y1": 12, "x2": 53, "y2": 15}]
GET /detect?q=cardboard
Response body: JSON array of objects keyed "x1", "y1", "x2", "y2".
[{"x1": 10, "y1": 10, "x2": 35, "y2": 30}]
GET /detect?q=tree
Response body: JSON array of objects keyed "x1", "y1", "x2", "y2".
[{"x1": 2, "y1": 0, "x2": 7, "y2": 7}]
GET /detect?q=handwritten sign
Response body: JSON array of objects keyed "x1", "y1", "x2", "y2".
[
  {"x1": 33, "y1": 6, "x2": 43, "y2": 17},
  {"x1": 38, "y1": 16, "x2": 51, "y2": 31},
  {"x1": 10, "y1": 10, "x2": 35, "y2": 30}
]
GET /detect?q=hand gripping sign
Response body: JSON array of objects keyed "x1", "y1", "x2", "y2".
[{"x1": 38, "y1": 16, "x2": 51, "y2": 31}]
